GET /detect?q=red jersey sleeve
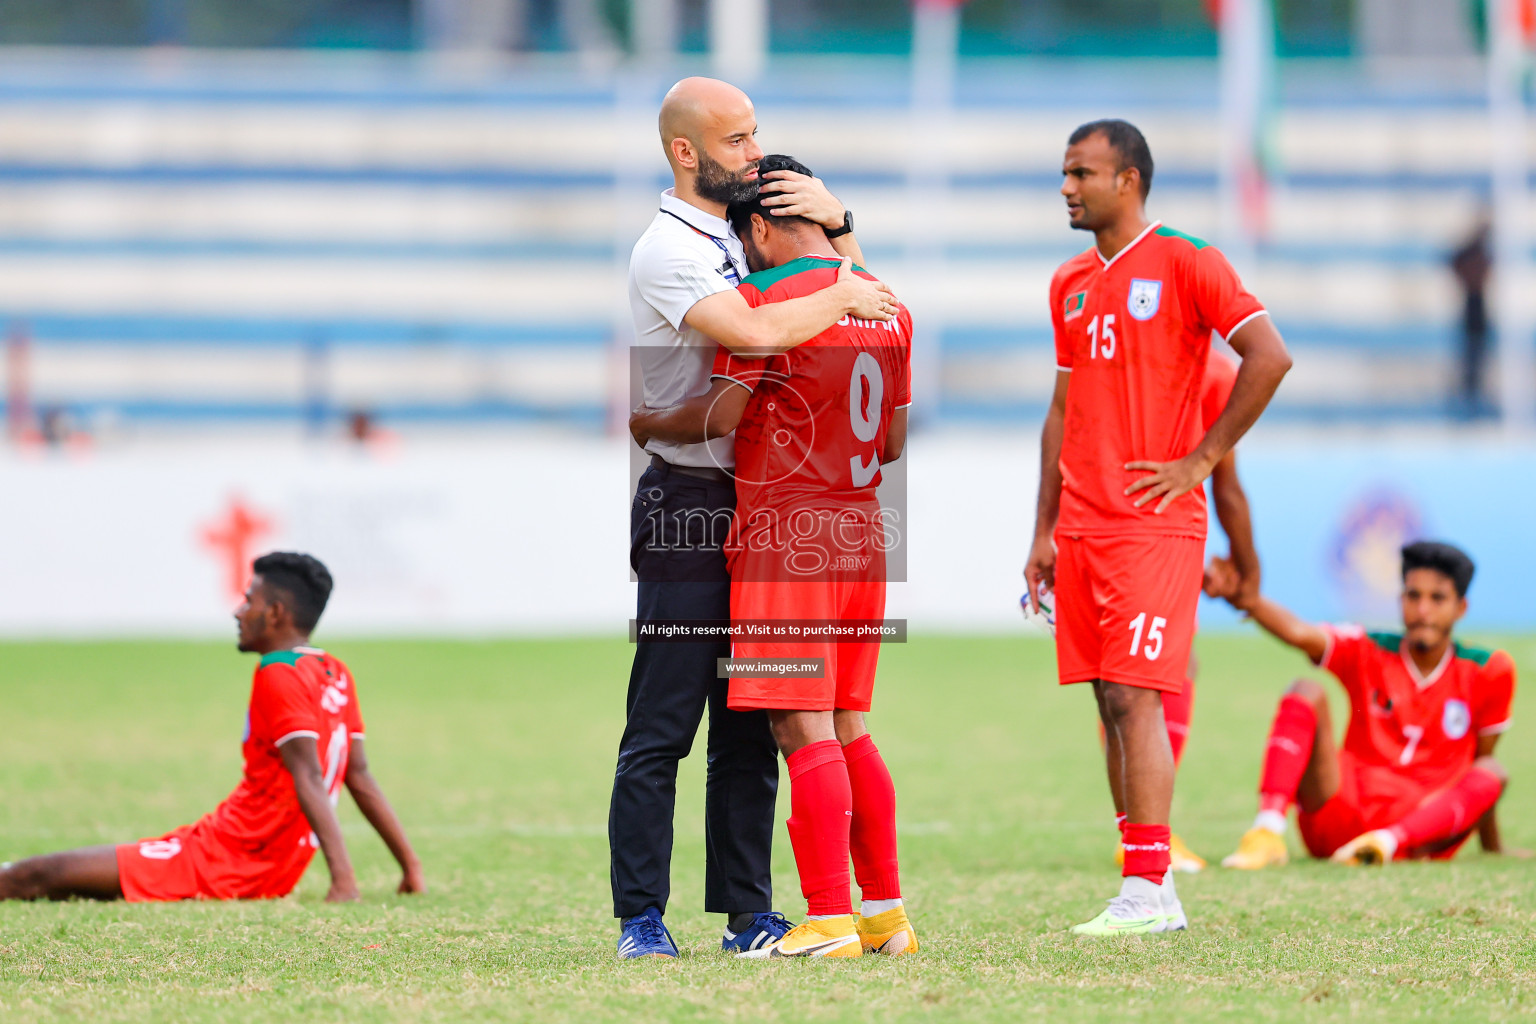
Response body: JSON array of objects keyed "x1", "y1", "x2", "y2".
[
  {"x1": 1186, "y1": 245, "x2": 1267, "y2": 342},
  {"x1": 1201, "y1": 350, "x2": 1239, "y2": 432},
  {"x1": 1318, "y1": 624, "x2": 1369, "y2": 696},
  {"x1": 1472, "y1": 650, "x2": 1516, "y2": 737},
  {"x1": 737, "y1": 280, "x2": 769, "y2": 309},
  {"x1": 1050, "y1": 272, "x2": 1072, "y2": 371},
  {"x1": 712, "y1": 346, "x2": 772, "y2": 392},
  {"x1": 249, "y1": 663, "x2": 321, "y2": 747},
  {"x1": 709, "y1": 282, "x2": 774, "y2": 391},
  {"x1": 895, "y1": 305, "x2": 914, "y2": 408}
]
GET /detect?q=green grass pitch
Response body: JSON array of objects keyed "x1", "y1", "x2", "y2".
[{"x1": 1, "y1": 633, "x2": 1533, "y2": 1022}]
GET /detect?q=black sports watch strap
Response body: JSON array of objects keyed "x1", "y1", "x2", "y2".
[{"x1": 825, "y1": 209, "x2": 854, "y2": 238}]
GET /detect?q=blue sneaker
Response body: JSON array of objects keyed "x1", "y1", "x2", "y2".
[
  {"x1": 617, "y1": 907, "x2": 679, "y2": 959},
  {"x1": 722, "y1": 911, "x2": 794, "y2": 953}
]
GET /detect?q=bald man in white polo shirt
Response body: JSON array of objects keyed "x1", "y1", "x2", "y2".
[{"x1": 612, "y1": 77, "x2": 895, "y2": 959}]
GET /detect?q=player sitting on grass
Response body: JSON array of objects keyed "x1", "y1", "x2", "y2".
[
  {"x1": 631, "y1": 154, "x2": 917, "y2": 958},
  {"x1": 0, "y1": 552, "x2": 424, "y2": 903},
  {"x1": 1209, "y1": 540, "x2": 1517, "y2": 868}
]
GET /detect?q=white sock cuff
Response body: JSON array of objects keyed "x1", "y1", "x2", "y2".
[
  {"x1": 1254, "y1": 809, "x2": 1288, "y2": 835},
  {"x1": 860, "y1": 897, "x2": 903, "y2": 917},
  {"x1": 1119, "y1": 875, "x2": 1162, "y2": 904}
]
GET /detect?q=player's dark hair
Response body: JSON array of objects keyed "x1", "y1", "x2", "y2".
[
  {"x1": 727, "y1": 153, "x2": 817, "y2": 237},
  {"x1": 1069, "y1": 119, "x2": 1154, "y2": 198},
  {"x1": 252, "y1": 551, "x2": 334, "y2": 633},
  {"x1": 1401, "y1": 540, "x2": 1475, "y2": 598}
]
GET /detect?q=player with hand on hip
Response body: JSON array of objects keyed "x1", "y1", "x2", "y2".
[
  {"x1": 1098, "y1": 348, "x2": 1259, "y2": 873},
  {"x1": 1024, "y1": 120, "x2": 1291, "y2": 936}
]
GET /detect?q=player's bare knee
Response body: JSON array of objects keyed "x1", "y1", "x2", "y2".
[
  {"x1": 1473, "y1": 756, "x2": 1508, "y2": 788},
  {"x1": 833, "y1": 709, "x2": 866, "y2": 747},
  {"x1": 1284, "y1": 677, "x2": 1327, "y2": 709},
  {"x1": 1098, "y1": 682, "x2": 1156, "y2": 725}
]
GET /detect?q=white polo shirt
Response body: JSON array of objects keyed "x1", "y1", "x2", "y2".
[{"x1": 628, "y1": 189, "x2": 747, "y2": 469}]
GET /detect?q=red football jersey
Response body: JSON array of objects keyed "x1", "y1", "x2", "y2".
[
  {"x1": 712, "y1": 255, "x2": 912, "y2": 520},
  {"x1": 203, "y1": 647, "x2": 363, "y2": 863},
  {"x1": 1050, "y1": 222, "x2": 1265, "y2": 538},
  {"x1": 1201, "y1": 348, "x2": 1238, "y2": 433},
  {"x1": 1319, "y1": 625, "x2": 1515, "y2": 795}
]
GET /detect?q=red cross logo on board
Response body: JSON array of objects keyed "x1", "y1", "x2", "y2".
[{"x1": 200, "y1": 495, "x2": 275, "y2": 605}]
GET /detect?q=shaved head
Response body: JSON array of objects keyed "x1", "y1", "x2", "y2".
[
  {"x1": 657, "y1": 77, "x2": 763, "y2": 209},
  {"x1": 659, "y1": 77, "x2": 753, "y2": 154}
]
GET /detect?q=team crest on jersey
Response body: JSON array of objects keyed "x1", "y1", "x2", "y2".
[
  {"x1": 1442, "y1": 698, "x2": 1471, "y2": 740},
  {"x1": 1127, "y1": 279, "x2": 1162, "y2": 320},
  {"x1": 1063, "y1": 291, "x2": 1087, "y2": 322}
]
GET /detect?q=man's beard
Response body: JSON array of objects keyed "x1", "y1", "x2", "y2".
[{"x1": 696, "y1": 150, "x2": 759, "y2": 205}]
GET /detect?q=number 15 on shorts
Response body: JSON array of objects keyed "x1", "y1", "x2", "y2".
[{"x1": 1128, "y1": 612, "x2": 1166, "y2": 661}]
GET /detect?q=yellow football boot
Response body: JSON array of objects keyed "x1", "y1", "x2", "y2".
[
  {"x1": 1169, "y1": 834, "x2": 1207, "y2": 873},
  {"x1": 855, "y1": 905, "x2": 919, "y2": 956},
  {"x1": 1331, "y1": 829, "x2": 1399, "y2": 866},
  {"x1": 1220, "y1": 827, "x2": 1289, "y2": 869},
  {"x1": 736, "y1": 915, "x2": 862, "y2": 959},
  {"x1": 1116, "y1": 833, "x2": 1206, "y2": 873}
]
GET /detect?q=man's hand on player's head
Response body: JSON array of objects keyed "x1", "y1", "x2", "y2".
[
  {"x1": 1124, "y1": 452, "x2": 1217, "y2": 515},
  {"x1": 835, "y1": 257, "x2": 898, "y2": 322},
  {"x1": 1023, "y1": 535, "x2": 1057, "y2": 613},
  {"x1": 758, "y1": 168, "x2": 845, "y2": 230}
]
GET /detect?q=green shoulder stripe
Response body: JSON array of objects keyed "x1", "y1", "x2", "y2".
[
  {"x1": 1154, "y1": 225, "x2": 1211, "y2": 250},
  {"x1": 1367, "y1": 632, "x2": 1403, "y2": 654},
  {"x1": 741, "y1": 255, "x2": 862, "y2": 292},
  {"x1": 1454, "y1": 641, "x2": 1494, "y2": 666},
  {"x1": 259, "y1": 650, "x2": 303, "y2": 668}
]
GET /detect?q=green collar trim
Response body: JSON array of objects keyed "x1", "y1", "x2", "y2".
[{"x1": 741, "y1": 255, "x2": 861, "y2": 292}]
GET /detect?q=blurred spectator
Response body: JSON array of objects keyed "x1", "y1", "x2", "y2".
[
  {"x1": 347, "y1": 409, "x2": 398, "y2": 453},
  {"x1": 348, "y1": 409, "x2": 379, "y2": 443},
  {"x1": 1449, "y1": 215, "x2": 1492, "y2": 417}
]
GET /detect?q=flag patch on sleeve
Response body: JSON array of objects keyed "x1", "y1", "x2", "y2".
[{"x1": 1063, "y1": 291, "x2": 1087, "y2": 322}]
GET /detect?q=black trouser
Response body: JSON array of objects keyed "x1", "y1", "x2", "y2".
[{"x1": 609, "y1": 459, "x2": 780, "y2": 920}]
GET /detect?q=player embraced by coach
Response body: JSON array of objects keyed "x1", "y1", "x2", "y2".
[
  {"x1": 615, "y1": 78, "x2": 895, "y2": 959},
  {"x1": 0, "y1": 552, "x2": 423, "y2": 903},
  {"x1": 634, "y1": 153, "x2": 916, "y2": 959},
  {"x1": 1211, "y1": 541, "x2": 1518, "y2": 868},
  {"x1": 1024, "y1": 120, "x2": 1291, "y2": 935}
]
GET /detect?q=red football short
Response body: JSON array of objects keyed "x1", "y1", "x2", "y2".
[
  {"x1": 1054, "y1": 533, "x2": 1203, "y2": 693},
  {"x1": 726, "y1": 576, "x2": 886, "y2": 713},
  {"x1": 1298, "y1": 752, "x2": 1470, "y2": 860},
  {"x1": 117, "y1": 818, "x2": 314, "y2": 902}
]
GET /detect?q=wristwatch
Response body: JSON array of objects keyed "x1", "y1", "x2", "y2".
[{"x1": 825, "y1": 209, "x2": 854, "y2": 238}]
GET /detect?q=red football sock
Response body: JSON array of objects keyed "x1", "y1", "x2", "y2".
[
  {"x1": 784, "y1": 739, "x2": 853, "y2": 916},
  {"x1": 1257, "y1": 694, "x2": 1316, "y2": 814},
  {"x1": 1390, "y1": 767, "x2": 1503, "y2": 853},
  {"x1": 1115, "y1": 812, "x2": 1128, "y2": 836},
  {"x1": 1163, "y1": 677, "x2": 1195, "y2": 768},
  {"x1": 1121, "y1": 822, "x2": 1171, "y2": 884},
  {"x1": 843, "y1": 734, "x2": 900, "y2": 901}
]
